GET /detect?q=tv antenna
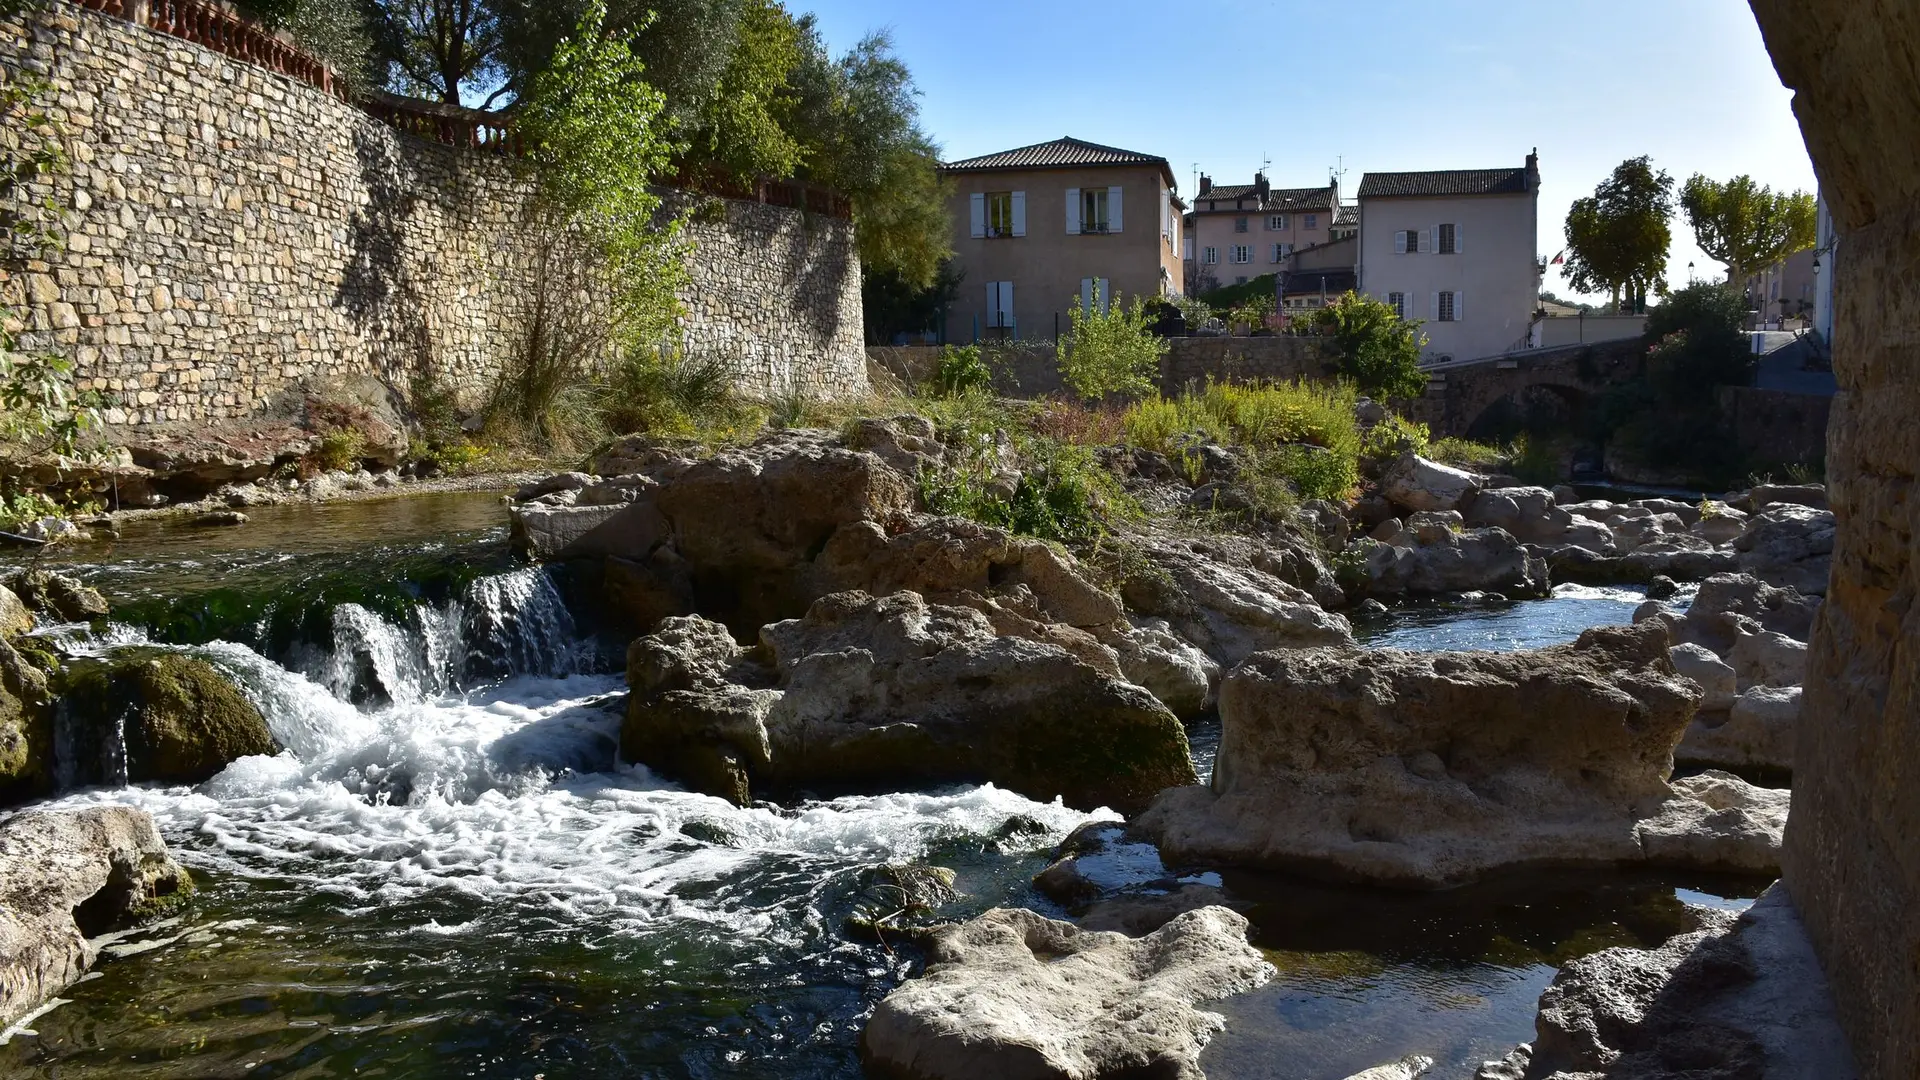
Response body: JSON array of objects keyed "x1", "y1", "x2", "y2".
[{"x1": 1331, "y1": 155, "x2": 1349, "y2": 186}]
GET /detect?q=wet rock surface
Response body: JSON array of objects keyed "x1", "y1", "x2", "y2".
[
  {"x1": 0, "y1": 806, "x2": 193, "y2": 1027},
  {"x1": 862, "y1": 905, "x2": 1272, "y2": 1080},
  {"x1": 57, "y1": 652, "x2": 277, "y2": 786}
]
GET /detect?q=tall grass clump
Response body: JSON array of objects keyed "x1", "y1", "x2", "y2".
[
  {"x1": 1428, "y1": 436, "x2": 1508, "y2": 470},
  {"x1": 1120, "y1": 379, "x2": 1364, "y2": 502}
]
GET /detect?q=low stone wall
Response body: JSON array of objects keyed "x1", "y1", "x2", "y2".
[
  {"x1": 867, "y1": 335, "x2": 1330, "y2": 399},
  {"x1": 1719, "y1": 385, "x2": 1831, "y2": 469},
  {"x1": 0, "y1": 3, "x2": 864, "y2": 431}
]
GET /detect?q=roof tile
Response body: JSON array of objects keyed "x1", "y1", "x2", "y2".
[
  {"x1": 941, "y1": 137, "x2": 1172, "y2": 183},
  {"x1": 1358, "y1": 169, "x2": 1530, "y2": 198}
]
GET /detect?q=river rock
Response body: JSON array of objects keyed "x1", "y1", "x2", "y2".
[
  {"x1": 5, "y1": 570, "x2": 110, "y2": 623},
  {"x1": 1692, "y1": 504, "x2": 1749, "y2": 546},
  {"x1": 1632, "y1": 771, "x2": 1790, "y2": 874},
  {"x1": 1358, "y1": 526, "x2": 1549, "y2": 600},
  {"x1": 1462, "y1": 486, "x2": 1573, "y2": 545},
  {"x1": 0, "y1": 586, "x2": 34, "y2": 639},
  {"x1": 1521, "y1": 884, "x2": 1857, "y2": 1079},
  {"x1": 1102, "y1": 618, "x2": 1219, "y2": 720},
  {"x1": 1340, "y1": 1055, "x2": 1434, "y2": 1080},
  {"x1": 1546, "y1": 545, "x2": 1738, "y2": 586},
  {"x1": 1726, "y1": 629, "x2": 1807, "y2": 689},
  {"x1": 861, "y1": 906, "x2": 1272, "y2": 1080},
  {"x1": 0, "y1": 637, "x2": 53, "y2": 803},
  {"x1": 1733, "y1": 503, "x2": 1834, "y2": 595},
  {"x1": 1381, "y1": 453, "x2": 1478, "y2": 514},
  {"x1": 1747, "y1": 482, "x2": 1828, "y2": 512},
  {"x1": 1669, "y1": 643, "x2": 1737, "y2": 711},
  {"x1": 1116, "y1": 533, "x2": 1351, "y2": 669},
  {"x1": 1133, "y1": 624, "x2": 1781, "y2": 887},
  {"x1": 1671, "y1": 573, "x2": 1820, "y2": 655},
  {"x1": 1680, "y1": 687, "x2": 1800, "y2": 774},
  {"x1": 623, "y1": 592, "x2": 1195, "y2": 813},
  {"x1": 58, "y1": 652, "x2": 277, "y2": 785},
  {"x1": 0, "y1": 806, "x2": 193, "y2": 1027}
]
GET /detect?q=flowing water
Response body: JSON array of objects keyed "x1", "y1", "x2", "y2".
[{"x1": 0, "y1": 494, "x2": 1764, "y2": 1080}]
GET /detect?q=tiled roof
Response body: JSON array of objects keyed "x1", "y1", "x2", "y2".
[
  {"x1": 1195, "y1": 183, "x2": 1337, "y2": 213},
  {"x1": 1199, "y1": 184, "x2": 1260, "y2": 204},
  {"x1": 1358, "y1": 169, "x2": 1530, "y2": 198},
  {"x1": 1334, "y1": 204, "x2": 1359, "y2": 226},
  {"x1": 941, "y1": 137, "x2": 1174, "y2": 184}
]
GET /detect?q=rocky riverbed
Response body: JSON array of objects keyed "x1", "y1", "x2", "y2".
[{"x1": 0, "y1": 408, "x2": 1847, "y2": 1079}]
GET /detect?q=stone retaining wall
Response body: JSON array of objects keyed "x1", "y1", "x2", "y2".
[{"x1": 0, "y1": 4, "x2": 864, "y2": 430}]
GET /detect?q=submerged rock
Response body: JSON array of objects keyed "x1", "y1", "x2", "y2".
[
  {"x1": 5, "y1": 570, "x2": 110, "y2": 623},
  {"x1": 623, "y1": 592, "x2": 1195, "y2": 813},
  {"x1": 59, "y1": 652, "x2": 277, "y2": 785},
  {"x1": 862, "y1": 906, "x2": 1272, "y2": 1080},
  {"x1": 0, "y1": 806, "x2": 193, "y2": 1027},
  {"x1": 1134, "y1": 624, "x2": 1782, "y2": 887}
]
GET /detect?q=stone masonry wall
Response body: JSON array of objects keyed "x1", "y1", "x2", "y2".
[
  {"x1": 1750, "y1": 2, "x2": 1920, "y2": 1077},
  {"x1": 0, "y1": 4, "x2": 864, "y2": 431}
]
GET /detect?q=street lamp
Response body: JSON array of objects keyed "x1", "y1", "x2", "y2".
[{"x1": 1687, "y1": 261, "x2": 1695, "y2": 284}]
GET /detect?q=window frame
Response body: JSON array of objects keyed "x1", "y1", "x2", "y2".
[
  {"x1": 1081, "y1": 188, "x2": 1110, "y2": 233},
  {"x1": 1304, "y1": 214, "x2": 1317, "y2": 229},
  {"x1": 1438, "y1": 222, "x2": 1457, "y2": 254},
  {"x1": 1387, "y1": 292, "x2": 1406, "y2": 319},
  {"x1": 1234, "y1": 216, "x2": 1250, "y2": 233},
  {"x1": 1268, "y1": 214, "x2": 1289, "y2": 231},
  {"x1": 1437, "y1": 291, "x2": 1457, "y2": 322},
  {"x1": 1230, "y1": 244, "x2": 1252, "y2": 264},
  {"x1": 986, "y1": 191, "x2": 1015, "y2": 238},
  {"x1": 1202, "y1": 245, "x2": 1219, "y2": 265}
]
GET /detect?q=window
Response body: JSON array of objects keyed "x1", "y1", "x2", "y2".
[
  {"x1": 1183, "y1": 238, "x2": 1193, "y2": 260},
  {"x1": 1269, "y1": 242, "x2": 1295, "y2": 263},
  {"x1": 1437, "y1": 291, "x2": 1457, "y2": 322},
  {"x1": 1438, "y1": 222, "x2": 1457, "y2": 254},
  {"x1": 1234, "y1": 216, "x2": 1249, "y2": 233},
  {"x1": 1387, "y1": 292, "x2": 1406, "y2": 318},
  {"x1": 1082, "y1": 187, "x2": 1110, "y2": 232},
  {"x1": 1268, "y1": 214, "x2": 1289, "y2": 231},
  {"x1": 971, "y1": 190, "x2": 1024, "y2": 238},
  {"x1": 1202, "y1": 246, "x2": 1218, "y2": 264},
  {"x1": 986, "y1": 281, "x2": 1014, "y2": 331},
  {"x1": 1304, "y1": 214, "x2": 1317, "y2": 229},
  {"x1": 1399, "y1": 229, "x2": 1421, "y2": 254},
  {"x1": 987, "y1": 192, "x2": 1014, "y2": 237},
  {"x1": 1231, "y1": 244, "x2": 1252, "y2": 264}
]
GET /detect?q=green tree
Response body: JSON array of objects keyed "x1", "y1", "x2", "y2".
[
  {"x1": 1679, "y1": 174, "x2": 1817, "y2": 284},
  {"x1": 1563, "y1": 156, "x2": 1675, "y2": 313},
  {"x1": 863, "y1": 260, "x2": 960, "y2": 344},
  {"x1": 1056, "y1": 292, "x2": 1166, "y2": 401},
  {"x1": 367, "y1": 0, "x2": 507, "y2": 105},
  {"x1": 1305, "y1": 291, "x2": 1428, "y2": 401}
]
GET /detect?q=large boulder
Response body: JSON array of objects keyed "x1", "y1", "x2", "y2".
[
  {"x1": 1381, "y1": 453, "x2": 1479, "y2": 514},
  {"x1": 1133, "y1": 624, "x2": 1783, "y2": 887},
  {"x1": 1669, "y1": 643, "x2": 1737, "y2": 711},
  {"x1": 1102, "y1": 618, "x2": 1219, "y2": 720},
  {"x1": 1733, "y1": 503, "x2": 1834, "y2": 595},
  {"x1": 1358, "y1": 526, "x2": 1550, "y2": 600},
  {"x1": 0, "y1": 806, "x2": 193, "y2": 1027},
  {"x1": 1517, "y1": 885, "x2": 1856, "y2": 1079},
  {"x1": 862, "y1": 906, "x2": 1272, "y2": 1080},
  {"x1": 1668, "y1": 573, "x2": 1820, "y2": 655},
  {"x1": 623, "y1": 592, "x2": 1196, "y2": 813},
  {"x1": 1462, "y1": 486, "x2": 1574, "y2": 545},
  {"x1": 58, "y1": 652, "x2": 277, "y2": 786},
  {"x1": 1678, "y1": 687, "x2": 1801, "y2": 775},
  {"x1": 1116, "y1": 533, "x2": 1351, "y2": 669},
  {"x1": 0, "y1": 638, "x2": 54, "y2": 804},
  {"x1": 4, "y1": 570, "x2": 110, "y2": 623}
]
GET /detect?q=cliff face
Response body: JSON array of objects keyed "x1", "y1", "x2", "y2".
[{"x1": 1747, "y1": 4, "x2": 1920, "y2": 1076}]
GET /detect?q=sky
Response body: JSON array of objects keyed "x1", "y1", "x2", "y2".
[{"x1": 799, "y1": 0, "x2": 1817, "y2": 303}]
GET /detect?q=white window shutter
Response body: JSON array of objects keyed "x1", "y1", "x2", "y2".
[
  {"x1": 1430, "y1": 225, "x2": 1439, "y2": 254},
  {"x1": 1066, "y1": 189, "x2": 1081, "y2": 234},
  {"x1": 1098, "y1": 278, "x2": 1111, "y2": 313},
  {"x1": 1108, "y1": 186, "x2": 1123, "y2": 232},
  {"x1": 1453, "y1": 225, "x2": 1463, "y2": 254},
  {"x1": 1011, "y1": 191, "x2": 1026, "y2": 237},
  {"x1": 1081, "y1": 277, "x2": 1093, "y2": 313},
  {"x1": 1454, "y1": 290, "x2": 1464, "y2": 321},
  {"x1": 1432, "y1": 292, "x2": 1442, "y2": 320},
  {"x1": 970, "y1": 194, "x2": 985, "y2": 239},
  {"x1": 1394, "y1": 230, "x2": 1407, "y2": 255}
]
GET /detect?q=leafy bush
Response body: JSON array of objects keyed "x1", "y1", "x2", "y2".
[
  {"x1": 931, "y1": 344, "x2": 993, "y2": 398},
  {"x1": 1056, "y1": 293, "x2": 1167, "y2": 401},
  {"x1": 918, "y1": 439, "x2": 1121, "y2": 543},
  {"x1": 1120, "y1": 379, "x2": 1364, "y2": 502},
  {"x1": 1509, "y1": 433, "x2": 1566, "y2": 486},
  {"x1": 312, "y1": 428, "x2": 365, "y2": 472},
  {"x1": 1359, "y1": 414, "x2": 1431, "y2": 462},
  {"x1": 1299, "y1": 291, "x2": 1429, "y2": 401},
  {"x1": 1428, "y1": 436, "x2": 1508, "y2": 470},
  {"x1": 598, "y1": 347, "x2": 739, "y2": 436}
]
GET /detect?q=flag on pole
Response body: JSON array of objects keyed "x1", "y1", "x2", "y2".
[{"x1": 1550, "y1": 250, "x2": 1566, "y2": 265}]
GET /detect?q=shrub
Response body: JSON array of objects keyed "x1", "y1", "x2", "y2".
[
  {"x1": 918, "y1": 439, "x2": 1122, "y2": 543},
  {"x1": 312, "y1": 428, "x2": 365, "y2": 472},
  {"x1": 1056, "y1": 293, "x2": 1167, "y2": 401},
  {"x1": 1428, "y1": 436, "x2": 1508, "y2": 470},
  {"x1": 1119, "y1": 379, "x2": 1364, "y2": 503},
  {"x1": 1302, "y1": 291, "x2": 1429, "y2": 401},
  {"x1": 1360, "y1": 414, "x2": 1431, "y2": 461},
  {"x1": 598, "y1": 347, "x2": 738, "y2": 436},
  {"x1": 931, "y1": 344, "x2": 993, "y2": 398}
]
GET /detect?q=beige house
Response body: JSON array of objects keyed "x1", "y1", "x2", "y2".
[
  {"x1": 1356, "y1": 153, "x2": 1543, "y2": 363},
  {"x1": 1184, "y1": 175, "x2": 1339, "y2": 290},
  {"x1": 1739, "y1": 246, "x2": 1817, "y2": 327},
  {"x1": 940, "y1": 137, "x2": 1183, "y2": 342}
]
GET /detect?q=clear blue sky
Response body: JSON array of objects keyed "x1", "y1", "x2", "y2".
[{"x1": 801, "y1": 0, "x2": 1816, "y2": 302}]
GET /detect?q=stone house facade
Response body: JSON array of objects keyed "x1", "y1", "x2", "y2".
[{"x1": 1184, "y1": 176, "x2": 1339, "y2": 291}]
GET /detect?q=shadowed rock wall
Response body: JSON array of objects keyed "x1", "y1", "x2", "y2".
[{"x1": 1748, "y1": 3, "x2": 1920, "y2": 1076}]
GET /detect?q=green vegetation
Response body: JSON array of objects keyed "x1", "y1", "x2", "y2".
[
  {"x1": 1563, "y1": 156, "x2": 1675, "y2": 313},
  {"x1": 312, "y1": 428, "x2": 366, "y2": 472},
  {"x1": 1298, "y1": 291, "x2": 1429, "y2": 401},
  {"x1": 1680, "y1": 174, "x2": 1817, "y2": 285},
  {"x1": 1428, "y1": 436, "x2": 1508, "y2": 471},
  {"x1": 1595, "y1": 283, "x2": 1755, "y2": 485},
  {"x1": 930, "y1": 344, "x2": 993, "y2": 398},
  {"x1": 1122, "y1": 380, "x2": 1364, "y2": 502},
  {"x1": 1195, "y1": 274, "x2": 1276, "y2": 314},
  {"x1": 1056, "y1": 293, "x2": 1167, "y2": 401}
]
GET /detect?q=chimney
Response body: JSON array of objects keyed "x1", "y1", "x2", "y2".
[
  {"x1": 1526, "y1": 147, "x2": 1540, "y2": 192},
  {"x1": 1199, "y1": 174, "x2": 1212, "y2": 195},
  {"x1": 1255, "y1": 172, "x2": 1270, "y2": 201}
]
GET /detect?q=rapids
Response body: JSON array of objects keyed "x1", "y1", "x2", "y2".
[{"x1": 0, "y1": 493, "x2": 1765, "y2": 1079}]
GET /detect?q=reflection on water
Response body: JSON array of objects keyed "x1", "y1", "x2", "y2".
[{"x1": 1353, "y1": 582, "x2": 1692, "y2": 653}]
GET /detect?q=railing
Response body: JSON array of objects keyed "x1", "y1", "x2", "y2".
[{"x1": 51, "y1": 0, "x2": 853, "y2": 217}]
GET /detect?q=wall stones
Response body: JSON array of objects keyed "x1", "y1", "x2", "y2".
[{"x1": 0, "y1": 4, "x2": 864, "y2": 432}]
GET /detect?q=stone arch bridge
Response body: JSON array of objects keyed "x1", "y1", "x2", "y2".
[{"x1": 1406, "y1": 337, "x2": 1646, "y2": 438}]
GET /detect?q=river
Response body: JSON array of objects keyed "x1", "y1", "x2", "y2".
[{"x1": 0, "y1": 492, "x2": 1769, "y2": 1079}]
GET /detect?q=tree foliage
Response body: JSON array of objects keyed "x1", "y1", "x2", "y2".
[
  {"x1": 1563, "y1": 156, "x2": 1675, "y2": 313},
  {"x1": 1302, "y1": 291, "x2": 1428, "y2": 401},
  {"x1": 368, "y1": 0, "x2": 507, "y2": 105},
  {"x1": 863, "y1": 260, "x2": 959, "y2": 344},
  {"x1": 1595, "y1": 283, "x2": 1754, "y2": 485},
  {"x1": 1679, "y1": 174, "x2": 1817, "y2": 284}
]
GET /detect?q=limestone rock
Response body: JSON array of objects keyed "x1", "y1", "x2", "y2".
[
  {"x1": 1078, "y1": 884, "x2": 1238, "y2": 937},
  {"x1": 1669, "y1": 643, "x2": 1736, "y2": 711},
  {"x1": 1634, "y1": 771, "x2": 1789, "y2": 875},
  {"x1": 1679, "y1": 687, "x2": 1800, "y2": 774},
  {"x1": 0, "y1": 637, "x2": 54, "y2": 803},
  {"x1": 0, "y1": 806, "x2": 192, "y2": 1027},
  {"x1": 0, "y1": 586, "x2": 34, "y2": 639},
  {"x1": 1525, "y1": 885, "x2": 1857, "y2": 1079},
  {"x1": 1381, "y1": 453, "x2": 1478, "y2": 514},
  {"x1": 1339, "y1": 1055, "x2": 1434, "y2": 1080},
  {"x1": 5, "y1": 570, "x2": 110, "y2": 623},
  {"x1": 1726, "y1": 629, "x2": 1807, "y2": 689},
  {"x1": 1102, "y1": 618, "x2": 1219, "y2": 720},
  {"x1": 862, "y1": 906, "x2": 1272, "y2": 1080},
  {"x1": 1733, "y1": 503, "x2": 1834, "y2": 595},
  {"x1": 1359, "y1": 526, "x2": 1550, "y2": 600},
  {"x1": 1133, "y1": 625, "x2": 1781, "y2": 886},
  {"x1": 1462, "y1": 486, "x2": 1573, "y2": 545},
  {"x1": 623, "y1": 593, "x2": 1195, "y2": 813},
  {"x1": 1117, "y1": 533, "x2": 1351, "y2": 669},
  {"x1": 1672, "y1": 573, "x2": 1820, "y2": 655},
  {"x1": 1747, "y1": 482, "x2": 1827, "y2": 512},
  {"x1": 58, "y1": 651, "x2": 278, "y2": 785}
]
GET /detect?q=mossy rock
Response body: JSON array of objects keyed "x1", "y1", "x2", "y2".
[
  {"x1": 0, "y1": 637, "x2": 54, "y2": 804},
  {"x1": 60, "y1": 651, "x2": 277, "y2": 785}
]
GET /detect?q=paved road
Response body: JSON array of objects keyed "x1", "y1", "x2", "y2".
[{"x1": 1751, "y1": 332, "x2": 1837, "y2": 396}]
